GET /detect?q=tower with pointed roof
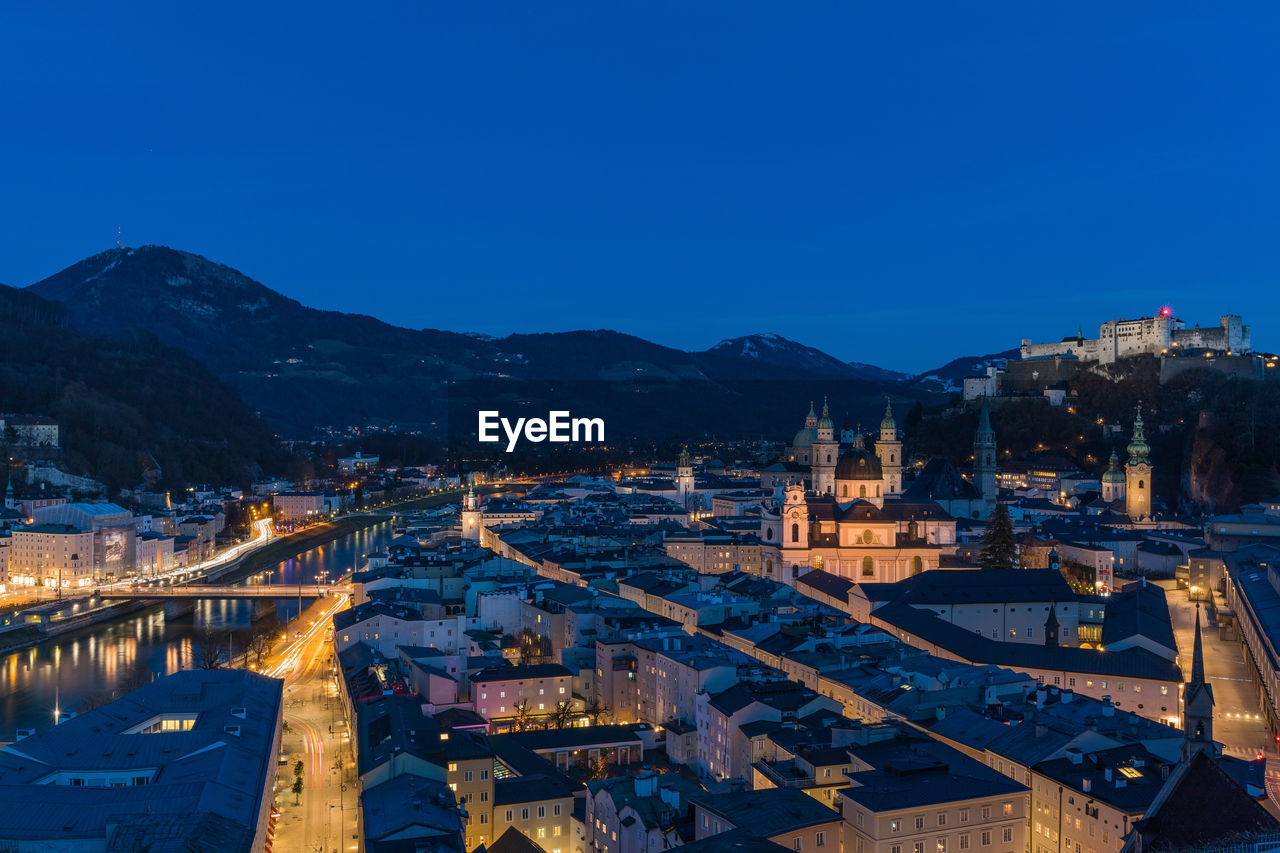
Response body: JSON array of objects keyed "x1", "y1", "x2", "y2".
[
  {"x1": 811, "y1": 399, "x2": 838, "y2": 496},
  {"x1": 676, "y1": 446, "x2": 695, "y2": 508},
  {"x1": 3, "y1": 470, "x2": 13, "y2": 510},
  {"x1": 1125, "y1": 409, "x2": 1153, "y2": 521},
  {"x1": 461, "y1": 483, "x2": 481, "y2": 541},
  {"x1": 973, "y1": 397, "x2": 998, "y2": 519},
  {"x1": 1044, "y1": 603, "x2": 1060, "y2": 648},
  {"x1": 1183, "y1": 606, "x2": 1217, "y2": 760},
  {"x1": 875, "y1": 398, "x2": 904, "y2": 497},
  {"x1": 1101, "y1": 449, "x2": 1126, "y2": 503}
]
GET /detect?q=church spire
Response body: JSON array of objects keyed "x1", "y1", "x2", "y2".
[
  {"x1": 1191, "y1": 603, "x2": 1206, "y2": 686},
  {"x1": 1182, "y1": 604, "x2": 1216, "y2": 759},
  {"x1": 976, "y1": 395, "x2": 993, "y2": 436}
]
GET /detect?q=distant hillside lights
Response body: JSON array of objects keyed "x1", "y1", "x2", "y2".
[{"x1": 477, "y1": 410, "x2": 604, "y2": 452}]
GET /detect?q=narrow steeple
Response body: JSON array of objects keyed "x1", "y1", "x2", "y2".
[
  {"x1": 1191, "y1": 603, "x2": 1206, "y2": 686},
  {"x1": 1182, "y1": 604, "x2": 1216, "y2": 759},
  {"x1": 1044, "y1": 603, "x2": 1060, "y2": 648},
  {"x1": 976, "y1": 396, "x2": 993, "y2": 436}
]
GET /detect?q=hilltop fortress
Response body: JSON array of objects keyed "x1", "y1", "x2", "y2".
[{"x1": 1021, "y1": 310, "x2": 1250, "y2": 365}]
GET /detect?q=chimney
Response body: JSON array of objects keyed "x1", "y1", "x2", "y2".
[
  {"x1": 1060, "y1": 689, "x2": 1074, "y2": 704},
  {"x1": 1082, "y1": 778, "x2": 1092, "y2": 793},
  {"x1": 1102, "y1": 697, "x2": 1115, "y2": 717},
  {"x1": 634, "y1": 771, "x2": 659, "y2": 797},
  {"x1": 1066, "y1": 749, "x2": 1083, "y2": 765},
  {"x1": 1104, "y1": 767, "x2": 1112, "y2": 782}
]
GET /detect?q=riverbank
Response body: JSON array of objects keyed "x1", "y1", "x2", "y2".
[
  {"x1": 216, "y1": 515, "x2": 393, "y2": 584},
  {"x1": 0, "y1": 599, "x2": 156, "y2": 656}
]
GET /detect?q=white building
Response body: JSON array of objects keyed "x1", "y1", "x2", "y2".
[{"x1": 1021, "y1": 311, "x2": 1250, "y2": 365}]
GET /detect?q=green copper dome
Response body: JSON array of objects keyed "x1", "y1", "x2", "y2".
[{"x1": 1102, "y1": 450, "x2": 1125, "y2": 484}]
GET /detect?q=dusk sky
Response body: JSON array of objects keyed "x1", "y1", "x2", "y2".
[{"x1": 3, "y1": 3, "x2": 1279, "y2": 372}]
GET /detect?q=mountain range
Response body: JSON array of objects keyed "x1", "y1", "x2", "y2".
[{"x1": 24, "y1": 246, "x2": 1012, "y2": 440}]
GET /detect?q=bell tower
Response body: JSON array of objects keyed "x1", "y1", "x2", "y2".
[
  {"x1": 676, "y1": 447, "x2": 695, "y2": 508},
  {"x1": 1125, "y1": 409, "x2": 1153, "y2": 521},
  {"x1": 973, "y1": 397, "x2": 998, "y2": 519},
  {"x1": 811, "y1": 399, "x2": 838, "y2": 496},
  {"x1": 876, "y1": 398, "x2": 903, "y2": 496},
  {"x1": 461, "y1": 483, "x2": 481, "y2": 541},
  {"x1": 782, "y1": 483, "x2": 809, "y2": 550}
]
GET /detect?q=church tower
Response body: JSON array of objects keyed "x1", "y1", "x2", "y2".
[
  {"x1": 461, "y1": 483, "x2": 481, "y2": 541},
  {"x1": 782, "y1": 482, "x2": 809, "y2": 550},
  {"x1": 1101, "y1": 450, "x2": 1126, "y2": 503},
  {"x1": 3, "y1": 471, "x2": 14, "y2": 510},
  {"x1": 973, "y1": 397, "x2": 998, "y2": 519},
  {"x1": 875, "y1": 398, "x2": 904, "y2": 496},
  {"x1": 1044, "y1": 603, "x2": 1060, "y2": 648},
  {"x1": 1125, "y1": 409, "x2": 1153, "y2": 521},
  {"x1": 676, "y1": 446, "x2": 695, "y2": 508},
  {"x1": 1182, "y1": 606, "x2": 1217, "y2": 760},
  {"x1": 810, "y1": 399, "x2": 838, "y2": 496}
]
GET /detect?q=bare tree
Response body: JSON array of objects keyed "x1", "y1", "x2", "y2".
[
  {"x1": 586, "y1": 755, "x2": 611, "y2": 780},
  {"x1": 583, "y1": 698, "x2": 611, "y2": 726},
  {"x1": 516, "y1": 628, "x2": 553, "y2": 665},
  {"x1": 552, "y1": 700, "x2": 574, "y2": 729},
  {"x1": 512, "y1": 699, "x2": 533, "y2": 732},
  {"x1": 247, "y1": 626, "x2": 275, "y2": 668},
  {"x1": 193, "y1": 627, "x2": 225, "y2": 670},
  {"x1": 79, "y1": 689, "x2": 114, "y2": 712}
]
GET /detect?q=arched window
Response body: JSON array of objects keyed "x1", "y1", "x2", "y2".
[
  {"x1": 841, "y1": 485, "x2": 848, "y2": 498},
  {"x1": 861, "y1": 556, "x2": 874, "y2": 577},
  {"x1": 791, "y1": 523, "x2": 800, "y2": 543},
  {"x1": 859, "y1": 485, "x2": 867, "y2": 498},
  {"x1": 911, "y1": 556, "x2": 923, "y2": 576},
  {"x1": 827, "y1": 454, "x2": 832, "y2": 463},
  {"x1": 765, "y1": 527, "x2": 773, "y2": 541},
  {"x1": 1139, "y1": 480, "x2": 1146, "y2": 489},
  {"x1": 877, "y1": 485, "x2": 881, "y2": 497},
  {"x1": 766, "y1": 559, "x2": 773, "y2": 574},
  {"x1": 890, "y1": 454, "x2": 895, "y2": 463}
]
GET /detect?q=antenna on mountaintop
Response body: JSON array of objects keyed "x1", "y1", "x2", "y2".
[{"x1": 115, "y1": 225, "x2": 123, "y2": 249}]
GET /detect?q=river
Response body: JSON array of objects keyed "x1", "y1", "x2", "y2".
[{"x1": 0, "y1": 519, "x2": 395, "y2": 739}]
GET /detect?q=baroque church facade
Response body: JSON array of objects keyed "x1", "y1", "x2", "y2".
[{"x1": 759, "y1": 398, "x2": 1000, "y2": 584}]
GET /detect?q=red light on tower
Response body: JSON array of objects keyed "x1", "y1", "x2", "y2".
[{"x1": 1159, "y1": 306, "x2": 1172, "y2": 318}]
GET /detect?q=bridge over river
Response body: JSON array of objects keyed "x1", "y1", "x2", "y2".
[{"x1": 95, "y1": 584, "x2": 348, "y2": 599}]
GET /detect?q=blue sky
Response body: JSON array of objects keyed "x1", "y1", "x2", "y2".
[{"x1": 2, "y1": 3, "x2": 1278, "y2": 372}]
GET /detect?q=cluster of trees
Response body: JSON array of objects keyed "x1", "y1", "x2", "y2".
[
  {"x1": 506, "y1": 697, "x2": 612, "y2": 733},
  {"x1": 0, "y1": 285, "x2": 293, "y2": 492},
  {"x1": 191, "y1": 624, "x2": 277, "y2": 671}
]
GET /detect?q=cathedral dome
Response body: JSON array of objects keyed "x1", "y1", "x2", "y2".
[
  {"x1": 1102, "y1": 451, "x2": 1125, "y2": 484},
  {"x1": 835, "y1": 448, "x2": 883, "y2": 481},
  {"x1": 792, "y1": 427, "x2": 816, "y2": 449}
]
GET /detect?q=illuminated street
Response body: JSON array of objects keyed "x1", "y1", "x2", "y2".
[{"x1": 263, "y1": 591, "x2": 358, "y2": 853}]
